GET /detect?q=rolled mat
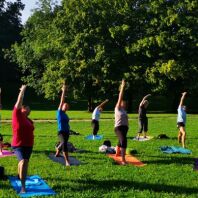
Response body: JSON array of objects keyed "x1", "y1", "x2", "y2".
[
  {"x1": 0, "y1": 150, "x2": 15, "y2": 158},
  {"x1": 8, "y1": 175, "x2": 56, "y2": 197},
  {"x1": 48, "y1": 153, "x2": 81, "y2": 166},
  {"x1": 108, "y1": 154, "x2": 146, "y2": 167},
  {"x1": 85, "y1": 134, "x2": 103, "y2": 140}
]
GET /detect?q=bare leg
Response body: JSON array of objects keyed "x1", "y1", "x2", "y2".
[
  {"x1": 178, "y1": 130, "x2": 182, "y2": 143},
  {"x1": 63, "y1": 151, "x2": 70, "y2": 166},
  {"x1": 18, "y1": 159, "x2": 29, "y2": 193},
  {"x1": 55, "y1": 148, "x2": 61, "y2": 157},
  {"x1": 121, "y1": 148, "x2": 126, "y2": 165},
  {"x1": 115, "y1": 146, "x2": 121, "y2": 157},
  {"x1": 179, "y1": 127, "x2": 186, "y2": 148}
]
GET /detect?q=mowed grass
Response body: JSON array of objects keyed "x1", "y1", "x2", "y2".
[
  {"x1": 0, "y1": 109, "x2": 187, "y2": 120},
  {"x1": 0, "y1": 113, "x2": 198, "y2": 197}
]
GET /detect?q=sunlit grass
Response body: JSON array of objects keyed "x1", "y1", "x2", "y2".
[{"x1": 0, "y1": 113, "x2": 198, "y2": 197}]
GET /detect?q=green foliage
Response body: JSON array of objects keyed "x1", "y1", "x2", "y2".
[
  {"x1": 0, "y1": 0, "x2": 24, "y2": 82},
  {"x1": 6, "y1": 0, "x2": 198, "y2": 102}
]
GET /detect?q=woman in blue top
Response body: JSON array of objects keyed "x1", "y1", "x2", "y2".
[
  {"x1": 55, "y1": 84, "x2": 70, "y2": 166},
  {"x1": 177, "y1": 92, "x2": 187, "y2": 148}
]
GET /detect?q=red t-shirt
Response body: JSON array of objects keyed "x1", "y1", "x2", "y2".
[{"x1": 12, "y1": 107, "x2": 34, "y2": 147}]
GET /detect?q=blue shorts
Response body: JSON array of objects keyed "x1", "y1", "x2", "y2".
[{"x1": 12, "y1": 147, "x2": 33, "y2": 161}]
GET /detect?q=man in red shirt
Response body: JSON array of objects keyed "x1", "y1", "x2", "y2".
[{"x1": 12, "y1": 85, "x2": 34, "y2": 193}]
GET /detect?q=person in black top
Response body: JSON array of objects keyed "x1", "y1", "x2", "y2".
[{"x1": 137, "y1": 94, "x2": 151, "y2": 138}]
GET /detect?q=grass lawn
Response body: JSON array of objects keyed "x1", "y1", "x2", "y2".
[{"x1": 0, "y1": 113, "x2": 198, "y2": 197}]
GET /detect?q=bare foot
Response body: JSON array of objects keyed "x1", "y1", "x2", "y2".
[
  {"x1": 20, "y1": 187, "x2": 26, "y2": 194},
  {"x1": 121, "y1": 161, "x2": 127, "y2": 165},
  {"x1": 66, "y1": 161, "x2": 70, "y2": 166}
]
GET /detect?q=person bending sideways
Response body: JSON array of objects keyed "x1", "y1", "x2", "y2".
[
  {"x1": 12, "y1": 85, "x2": 34, "y2": 193},
  {"x1": 137, "y1": 94, "x2": 151, "y2": 139},
  {"x1": 91, "y1": 99, "x2": 109, "y2": 139},
  {"x1": 55, "y1": 84, "x2": 70, "y2": 166},
  {"x1": 177, "y1": 92, "x2": 187, "y2": 148},
  {"x1": 114, "y1": 80, "x2": 129, "y2": 165}
]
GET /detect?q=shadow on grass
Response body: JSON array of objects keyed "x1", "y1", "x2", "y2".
[
  {"x1": 61, "y1": 178, "x2": 198, "y2": 195},
  {"x1": 144, "y1": 156, "x2": 194, "y2": 165}
]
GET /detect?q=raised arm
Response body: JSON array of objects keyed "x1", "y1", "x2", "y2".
[
  {"x1": 0, "y1": 88, "x2": 2, "y2": 110},
  {"x1": 139, "y1": 94, "x2": 151, "y2": 107},
  {"x1": 97, "y1": 99, "x2": 109, "y2": 109},
  {"x1": 116, "y1": 79, "x2": 125, "y2": 108},
  {"x1": 58, "y1": 85, "x2": 67, "y2": 110},
  {"x1": 179, "y1": 92, "x2": 187, "y2": 107},
  {"x1": 15, "y1": 85, "x2": 27, "y2": 109}
]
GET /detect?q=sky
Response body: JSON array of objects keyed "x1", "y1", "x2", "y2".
[{"x1": 8, "y1": 0, "x2": 61, "y2": 24}]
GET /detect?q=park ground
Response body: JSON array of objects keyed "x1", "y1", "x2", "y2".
[{"x1": 0, "y1": 111, "x2": 198, "y2": 198}]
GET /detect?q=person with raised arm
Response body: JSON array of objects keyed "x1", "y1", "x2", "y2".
[
  {"x1": 55, "y1": 84, "x2": 70, "y2": 166},
  {"x1": 177, "y1": 92, "x2": 187, "y2": 148},
  {"x1": 91, "y1": 99, "x2": 109, "y2": 139},
  {"x1": 12, "y1": 85, "x2": 34, "y2": 193},
  {"x1": 137, "y1": 94, "x2": 151, "y2": 139},
  {"x1": 114, "y1": 80, "x2": 129, "y2": 165}
]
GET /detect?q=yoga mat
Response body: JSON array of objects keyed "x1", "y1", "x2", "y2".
[
  {"x1": 132, "y1": 136, "x2": 154, "y2": 141},
  {"x1": 85, "y1": 135, "x2": 103, "y2": 140},
  {"x1": 108, "y1": 154, "x2": 146, "y2": 167},
  {"x1": 48, "y1": 153, "x2": 81, "y2": 166},
  {"x1": 160, "y1": 146, "x2": 192, "y2": 154},
  {"x1": 0, "y1": 150, "x2": 15, "y2": 158},
  {"x1": 8, "y1": 175, "x2": 56, "y2": 197}
]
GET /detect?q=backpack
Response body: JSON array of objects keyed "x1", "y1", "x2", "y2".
[{"x1": 103, "y1": 140, "x2": 111, "y2": 147}]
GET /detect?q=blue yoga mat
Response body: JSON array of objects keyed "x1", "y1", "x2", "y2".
[
  {"x1": 160, "y1": 146, "x2": 192, "y2": 154},
  {"x1": 9, "y1": 175, "x2": 56, "y2": 197},
  {"x1": 85, "y1": 134, "x2": 103, "y2": 140}
]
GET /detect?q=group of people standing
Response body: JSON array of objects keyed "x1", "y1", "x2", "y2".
[
  {"x1": 91, "y1": 80, "x2": 187, "y2": 164},
  {"x1": 0, "y1": 81, "x2": 187, "y2": 193}
]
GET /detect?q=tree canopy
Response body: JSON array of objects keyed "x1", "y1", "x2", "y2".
[
  {"x1": 0, "y1": 0, "x2": 24, "y2": 82},
  {"x1": 6, "y1": 0, "x2": 198, "y2": 110}
]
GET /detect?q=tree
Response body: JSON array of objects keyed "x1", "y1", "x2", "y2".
[
  {"x1": 6, "y1": 0, "x2": 198, "y2": 112},
  {"x1": 0, "y1": 0, "x2": 24, "y2": 82}
]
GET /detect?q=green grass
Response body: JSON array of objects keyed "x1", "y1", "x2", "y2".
[
  {"x1": 1, "y1": 109, "x2": 198, "y2": 120},
  {"x1": 0, "y1": 113, "x2": 198, "y2": 197}
]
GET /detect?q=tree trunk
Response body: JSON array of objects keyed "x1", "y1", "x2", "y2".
[{"x1": 88, "y1": 96, "x2": 93, "y2": 112}]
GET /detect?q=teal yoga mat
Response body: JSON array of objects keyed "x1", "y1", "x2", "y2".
[{"x1": 160, "y1": 146, "x2": 192, "y2": 154}]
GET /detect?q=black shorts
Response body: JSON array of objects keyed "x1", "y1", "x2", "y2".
[
  {"x1": 58, "y1": 131, "x2": 69, "y2": 152},
  {"x1": 12, "y1": 146, "x2": 33, "y2": 161},
  {"x1": 177, "y1": 122, "x2": 185, "y2": 128},
  {"x1": 91, "y1": 119, "x2": 99, "y2": 135}
]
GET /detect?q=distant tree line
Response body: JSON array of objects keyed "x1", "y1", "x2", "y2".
[{"x1": 1, "y1": 0, "x2": 198, "y2": 111}]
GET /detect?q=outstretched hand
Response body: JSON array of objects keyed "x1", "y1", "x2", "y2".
[
  {"x1": 20, "y1": 85, "x2": 27, "y2": 92},
  {"x1": 182, "y1": 92, "x2": 187, "y2": 96},
  {"x1": 121, "y1": 79, "x2": 126, "y2": 87}
]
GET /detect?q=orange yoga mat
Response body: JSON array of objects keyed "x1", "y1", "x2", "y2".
[{"x1": 108, "y1": 154, "x2": 146, "y2": 167}]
